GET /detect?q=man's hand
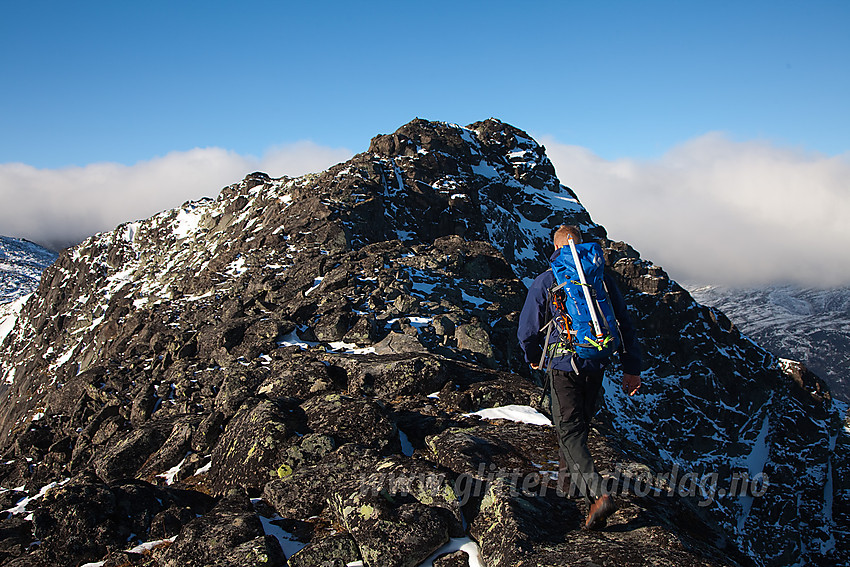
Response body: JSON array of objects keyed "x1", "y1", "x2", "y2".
[{"x1": 622, "y1": 373, "x2": 641, "y2": 396}]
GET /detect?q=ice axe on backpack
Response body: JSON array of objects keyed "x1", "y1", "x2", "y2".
[{"x1": 566, "y1": 235, "x2": 606, "y2": 342}]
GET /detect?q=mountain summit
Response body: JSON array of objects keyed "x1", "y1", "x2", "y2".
[{"x1": 0, "y1": 119, "x2": 846, "y2": 566}]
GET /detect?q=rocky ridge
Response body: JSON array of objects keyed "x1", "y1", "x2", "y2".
[
  {"x1": 0, "y1": 118, "x2": 846, "y2": 566},
  {"x1": 687, "y1": 284, "x2": 850, "y2": 402},
  {"x1": 0, "y1": 237, "x2": 57, "y2": 304},
  {"x1": 0, "y1": 237, "x2": 57, "y2": 343}
]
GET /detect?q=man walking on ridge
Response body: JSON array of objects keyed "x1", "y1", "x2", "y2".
[{"x1": 518, "y1": 225, "x2": 642, "y2": 530}]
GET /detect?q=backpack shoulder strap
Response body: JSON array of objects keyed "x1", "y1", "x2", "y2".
[{"x1": 602, "y1": 279, "x2": 626, "y2": 354}]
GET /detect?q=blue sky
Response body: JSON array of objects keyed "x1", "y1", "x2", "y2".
[
  {"x1": 1, "y1": 1, "x2": 849, "y2": 286},
  {"x1": 2, "y1": 1, "x2": 847, "y2": 166}
]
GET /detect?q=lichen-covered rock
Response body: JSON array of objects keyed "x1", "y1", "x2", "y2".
[
  {"x1": 0, "y1": 489, "x2": 27, "y2": 512},
  {"x1": 137, "y1": 418, "x2": 198, "y2": 482},
  {"x1": 470, "y1": 477, "x2": 740, "y2": 567},
  {"x1": 357, "y1": 454, "x2": 466, "y2": 537},
  {"x1": 372, "y1": 331, "x2": 429, "y2": 355},
  {"x1": 256, "y1": 356, "x2": 347, "y2": 400},
  {"x1": 331, "y1": 489, "x2": 451, "y2": 567},
  {"x1": 435, "y1": 371, "x2": 544, "y2": 413},
  {"x1": 301, "y1": 393, "x2": 399, "y2": 454},
  {"x1": 212, "y1": 368, "x2": 267, "y2": 419},
  {"x1": 287, "y1": 533, "x2": 361, "y2": 567},
  {"x1": 0, "y1": 515, "x2": 32, "y2": 564},
  {"x1": 425, "y1": 421, "x2": 556, "y2": 480},
  {"x1": 157, "y1": 488, "x2": 284, "y2": 567},
  {"x1": 330, "y1": 353, "x2": 449, "y2": 398},
  {"x1": 29, "y1": 475, "x2": 212, "y2": 567},
  {"x1": 190, "y1": 410, "x2": 225, "y2": 453},
  {"x1": 455, "y1": 322, "x2": 496, "y2": 367},
  {"x1": 93, "y1": 423, "x2": 169, "y2": 483},
  {"x1": 2, "y1": 554, "x2": 55, "y2": 566},
  {"x1": 206, "y1": 398, "x2": 302, "y2": 495},
  {"x1": 433, "y1": 550, "x2": 471, "y2": 567},
  {"x1": 343, "y1": 314, "x2": 379, "y2": 345},
  {"x1": 263, "y1": 444, "x2": 381, "y2": 520}
]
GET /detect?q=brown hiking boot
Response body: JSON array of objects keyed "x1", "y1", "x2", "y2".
[{"x1": 584, "y1": 494, "x2": 617, "y2": 530}]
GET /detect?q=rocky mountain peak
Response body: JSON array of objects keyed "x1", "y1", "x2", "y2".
[{"x1": 0, "y1": 119, "x2": 846, "y2": 566}]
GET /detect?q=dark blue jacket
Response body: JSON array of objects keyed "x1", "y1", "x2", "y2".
[{"x1": 517, "y1": 253, "x2": 641, "y2": 375}]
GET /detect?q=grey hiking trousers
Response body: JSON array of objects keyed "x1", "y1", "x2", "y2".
[{"x1": 547, "y1": 367, "x2": 605, "y2": 501}]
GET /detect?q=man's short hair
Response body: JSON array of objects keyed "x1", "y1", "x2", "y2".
[{"x1": 554, "y1": 225, "x2": 583, "y2": 248}]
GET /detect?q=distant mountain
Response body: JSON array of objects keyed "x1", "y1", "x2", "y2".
[
  {"x1": 0, "y1": 119, "x2": 846, "y2": 567},
  {"x1": 0, "y1": 236, "x2": 57, "y2": 303},
  {"x1": 687, "y1": 284, "x2": 850, "y2": 402}
]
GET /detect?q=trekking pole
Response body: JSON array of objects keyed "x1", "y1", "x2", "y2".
[{"x1": 567, "y1": 237, "x2": 604, "y2": 339}]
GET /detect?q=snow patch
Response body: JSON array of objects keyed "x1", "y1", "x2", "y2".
[
  {"x1": 121, "y1": 222, "x2": 140, "y2": 245},
  {"x1": 172, "y1": 204, "x2": 206, "y2": 240},
  {"x1": 194, "y1": 461, "x2": 212, "y2": 475},
  {"x1": 277, "y1": 327, "x2": 319, "y2": 350},
  {"x1": 461, "y1": 290, "x2": 488, "y2": 307},
  {"x1": 4, "y1": 479, "x2": 70, "y2": 516},
  {"x1": 465, "y1": 404, "x2": 551, "y2": 426},
  {"x1": 305, "y1": 276, "x2": 324, "y2": 296},
  {"x1": 417, "y1": 536, "x2": 484, "y2": 567},
  {"x1": 385, "y1": 316, "x2": 433, "y2": 330},
  {"x1": 156, "y1": 454, "x2": 190, "y2": 485},
  {"x1": 225, "y1": 255, "x2": 248, "y2": 277},
  {"x1": 470, "y1": 160, "x2": 501, "y2": 180},
  {"x1": 252, "y1": 506, "x2": 308, "y2": 558},
  {"x1": 126, "y1": 536, "x2": 177, "y2": 554},
  {"x1": 327, "y1": 341, "x2": 376, "y2": 355},
  {"x1": 0, "y1": 294, "x2": 30, "y2": 343}
]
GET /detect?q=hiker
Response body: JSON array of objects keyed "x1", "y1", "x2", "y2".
[{"x1": 517, "y1": 225, "x2": 641, "y2": 530}]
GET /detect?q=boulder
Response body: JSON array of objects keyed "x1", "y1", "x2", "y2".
[
  {"x1": 263, "y1": 444, "x2": 381, "y2": 520},
  {"x1": 206, "y1": 399, "x2": 301, "y2": 495},
  {"x1": 157, "y1": 488, "x2": 284, "y2": 567},
  {"x1": 301, "y1": 393, "x2": 399, "y2": 454},
  {"x1": 470, "y1": 477, "x2": 740, "y2": 567},
  {"x1": 30, "y1": 475, "x2": 212, "y2": 567},
  {"x1": 331, "y1": 353, "x2": 449, "y2": 398},
  {"x1": 372, "y1": 331, "x2": 429, "y2": 355},
  {"x1": 330, "y1": 489, "x2": 451, "y2": 567},
  {"x1": 287, "y1": 533, "x2": 361, "y2": 567},
  {"x1": 93, "y1": 425, "x2": 169, "y2": 483},
  {"x1": 433, "y1": 550, "x2": 472, "y2": 567}
]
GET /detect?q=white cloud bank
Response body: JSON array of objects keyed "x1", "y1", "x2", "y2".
[
  {"x1": 543, "y1": 133, "x2": 850, "y2": 287},
  {"x1": 2, "y1": 133, "x2": 848, "y2": 287},
  {"x1": 0, "y1": 141, "x2": 353, "y2": 251}
]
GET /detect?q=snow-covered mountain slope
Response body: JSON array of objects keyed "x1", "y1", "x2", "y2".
[
  {"x1": 0, "y1": 119, "x2": 846, "y2": 567},
  {"x1": 687, "y1": 284, "x2": 850, "y2": 402},
  {"x1": 0, "y1": 236, "x2": 57, "y2": 304}
]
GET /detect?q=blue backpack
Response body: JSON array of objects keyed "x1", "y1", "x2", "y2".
[{"x1": 538, "y1": 241, "x2": 621, "y2": 368}]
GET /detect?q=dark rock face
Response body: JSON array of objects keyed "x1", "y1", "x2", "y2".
[
  {"x1": 287, "y1": 533, "x2": 360, "y2": 567},
  {"x1": 206, "y1": 398, "x2": 300, "y2": 495},
  {"x1": 331, "y1": 489, "x2": 451, "y2": 567},
  {"x1": 27, "y1": 474, "x2": 212, "y2": 565},
  {"x1": 0, "y1": 118, "x2": 846, "y2": 566},
  {"x1": 157, "y1": 488, "x2": 284, "y2": 567},
  {"x1": 688, "y1": 284, "x2": 850, "y2": 402}
]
